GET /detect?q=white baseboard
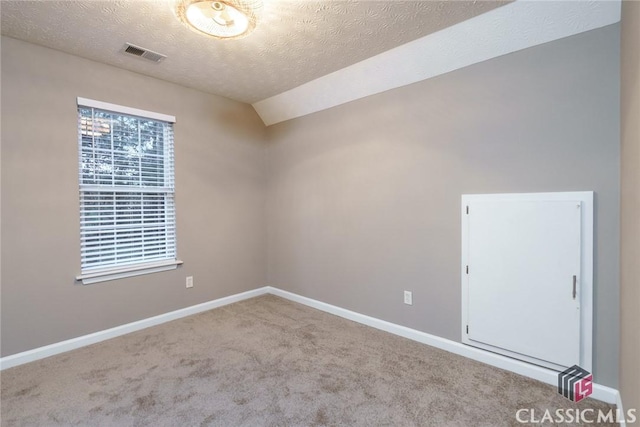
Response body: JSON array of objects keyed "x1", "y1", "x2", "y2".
[
  {"x1": 266, "y1": 286, "x2": 620, "y2": 406},
  {"x1": 617, "y1": 392, "x2": 627, "y2": 427},
  {"x1": 0, "y1": 285, "x2": 620, "y2": 409},
  {"x1": 0, "y1": 287, "x2": 269, "y2": 370}
]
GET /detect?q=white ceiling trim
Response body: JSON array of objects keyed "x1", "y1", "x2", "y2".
[{"x1": 253, "y1": 0, "x2": 621, "y2": 127}]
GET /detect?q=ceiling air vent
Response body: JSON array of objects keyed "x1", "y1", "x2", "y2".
[{"x1": 121, "y1": 43, "x2": 166, "y2": 63}]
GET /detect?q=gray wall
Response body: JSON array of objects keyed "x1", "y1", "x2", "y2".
[
  {"x1": 266, "y1": 26, "x2": 620, "y2": 387},
  {"x1": 0, "y1": 37, "x2": 267, "y2": 356},
  {"x1": 620, "y1": 0, "x2": 640, "y2": 415}
]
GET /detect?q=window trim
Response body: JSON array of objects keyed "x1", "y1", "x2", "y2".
[
  {"x1": 76, "y1": 97, "x2": 181, "y2": 285},
  {"x1": 77, "y1": 97, "x2": 176, "y2": 123},
  {"x1": 75, "y1": 259, "x2": 183, "y2": 285}
]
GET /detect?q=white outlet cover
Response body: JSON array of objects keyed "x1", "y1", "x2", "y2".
[{"x1": 404, "y1": 291, "x2": 413, "y2": 305}]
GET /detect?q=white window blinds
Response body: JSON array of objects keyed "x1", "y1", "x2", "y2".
[{"x1": 77, "y1": 99, "x2": 177, "y2": 277}]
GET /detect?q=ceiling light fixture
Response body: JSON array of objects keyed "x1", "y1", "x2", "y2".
[{"x1": 175, "y1": 0, "x2": 262, "y2": 40}]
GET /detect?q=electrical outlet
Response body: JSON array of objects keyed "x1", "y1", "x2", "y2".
[
  {"x1": 404, "y1": 290, "x2": 413, "y2": 305},
  {"x1": 186, "y1": 276, "x2": 194, "y2": 288}
]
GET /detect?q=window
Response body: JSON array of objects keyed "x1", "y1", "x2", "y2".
[{"x1": 75, "y1": 98, "x2": 180, "y2": 284}]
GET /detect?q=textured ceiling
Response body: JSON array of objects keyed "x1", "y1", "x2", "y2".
[{"x1": 0, "y1": 0, "x2": 508, "y2": 104}]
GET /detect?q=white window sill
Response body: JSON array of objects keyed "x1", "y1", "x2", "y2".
[{"x1": 76, "y1": 260, "x2": 183, "y2": 285}]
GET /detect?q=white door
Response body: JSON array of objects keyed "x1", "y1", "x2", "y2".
[{"x1": 466, "y1": 199, "x2": 582, "y2": 368}]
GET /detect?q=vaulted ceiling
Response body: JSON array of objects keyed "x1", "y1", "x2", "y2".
[{"x1": 0, "y1": 1, "x2": 508, "y2": 104}]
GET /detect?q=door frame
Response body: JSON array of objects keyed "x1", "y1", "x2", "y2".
[{"x1": 461, "y1": 191, "x2": 593, "y2": 372}]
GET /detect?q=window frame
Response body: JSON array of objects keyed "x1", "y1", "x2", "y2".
[{"x1": 75, "y1": 97, "x2": 181, "y2": 285}]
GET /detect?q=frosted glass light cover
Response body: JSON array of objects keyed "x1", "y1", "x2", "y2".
[{"x1": 175, "y1": 0, "x2": 262, "y2": 40}]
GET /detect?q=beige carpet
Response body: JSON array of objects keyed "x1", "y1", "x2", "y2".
[{"x1": 1, "y1": 295, "x2": 615, "y2": 426}]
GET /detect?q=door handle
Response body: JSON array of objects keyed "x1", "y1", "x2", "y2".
[{"x1": 572, "y1": 275, "x2": 577, "y2": 300}]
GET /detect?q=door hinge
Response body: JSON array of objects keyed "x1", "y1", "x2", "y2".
[
  {"x1": 466, "y1": 265, "x2": 469, "y2": 274},
  {"x1": 466, "y1": 205, "x2": 469, "y2": 214},
  {"x1": 466, "y1": 325, "x2": 469, "y2": 334}
]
